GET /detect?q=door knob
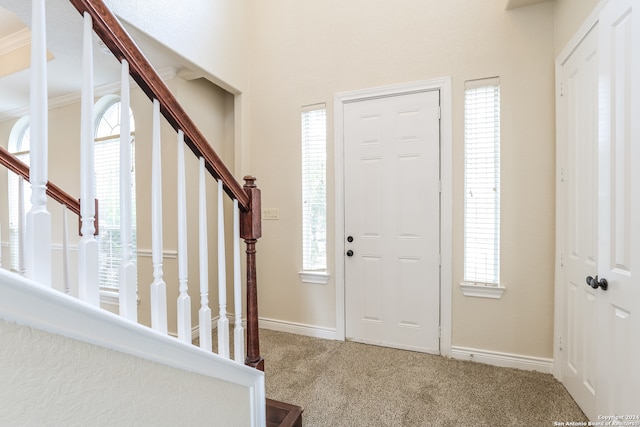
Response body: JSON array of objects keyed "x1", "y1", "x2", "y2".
[
  {"x1": 346, "y1": 250, "x2": 354, "y2": 257},
  {"x1": 586, "y1": 275, "x2": 608, "y2": 291}
]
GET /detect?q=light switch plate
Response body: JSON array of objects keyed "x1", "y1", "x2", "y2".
[{"x1": 262, "y1": 208, "x2": 279, "y2": 220}]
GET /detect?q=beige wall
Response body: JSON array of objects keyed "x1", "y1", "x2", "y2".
[
  {"x1": 104, "y1": 0, "x2": 249, "y2": 93},
  {"x1": 248, "y1": 0, "x2": 557, "y2": 357},
  {"x1": 0, "y1": 75, "x2": 236, "y2": 334}
]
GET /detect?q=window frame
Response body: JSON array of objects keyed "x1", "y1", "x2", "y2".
[
  {"x1": 6, "y1": 116, "x2": 31, "y2": 273},
  {"x1": 462, "y1": 77, "x2": 504, "y2": 298},
  {"x1": 93, "y1": 96, "x2": 137, "y2": 291},
  {"x1": 299, "y1": 103, "x2": 329, "y2": 284}
]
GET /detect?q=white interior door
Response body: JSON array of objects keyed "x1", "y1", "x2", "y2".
[
  {"x1": 558, "y1": 0, "x2": 640, "y2": 418},
  {"x1": 596, "y1": 0, "x2": 640, "y2": 415},
  {"x1": 344, "y1": 90, "x2": 441, "y2": 354},
  {"x1": 559, "y1": 24, "x2": 600, "y2": 419}
]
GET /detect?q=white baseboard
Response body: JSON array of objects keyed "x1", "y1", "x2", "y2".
[
  {"x1": 259, "y1": 317, "x2": 338, "y2": 341},
  {"x1": 450, "y1": 346, "x2": 553, "y2": 373}
]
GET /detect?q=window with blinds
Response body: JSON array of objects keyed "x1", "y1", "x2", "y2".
[
  {"x1": 464, "y1": 78, "x2": 500, "y2": 285},
  {"x1": 94, "y1": 100, "x2": 136, "y2": 289},
  {"x1": 301, "y1": 104, "x2": 327, "y2": 271},
  {"x1": 7, "y1": 119, "x2": 31, "y2": 272}
]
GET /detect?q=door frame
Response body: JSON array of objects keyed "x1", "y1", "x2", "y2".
[
  {"x1": 553, "y1": 0, "x2": 607, "y2": 381},
  {"x1": 333, "y1": 77, "x2": 453, "y2": 356}
]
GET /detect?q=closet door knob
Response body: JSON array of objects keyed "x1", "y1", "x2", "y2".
[{"x1": 586, "y1": 275, "x2": 608, "y2": 291}]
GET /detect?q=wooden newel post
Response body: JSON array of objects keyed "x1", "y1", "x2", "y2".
[{"x1": 240, "y1": 176, "x2": 264, "y2": 371}]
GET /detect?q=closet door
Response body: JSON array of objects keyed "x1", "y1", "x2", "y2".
[
  {"x1": 596, "y1": 0, "x2": 640, "y2": 416},
  {"x1": 558, "y1": 24, "x2": 600, "y2": 420},
  {"x1": 557, "y1": 0, "x2": 640, "y2": 418}
]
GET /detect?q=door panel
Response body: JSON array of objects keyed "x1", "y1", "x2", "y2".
[
  {"x1": 597, "y1": 0, "x2": 640, "y2": 414},
  {"x1": 559, "y1": 0, "x2": 640, "y2": 417},
  {"x1": 344, "y1": 90, "x2": 441, "y2": 354},
  {"x1": 560, "y1": 25, "x2": 600, "y2": 419}
]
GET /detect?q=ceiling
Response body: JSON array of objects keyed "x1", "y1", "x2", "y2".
[{"x1": 0, "y1": 0, "x2": 192, "y2": 121}]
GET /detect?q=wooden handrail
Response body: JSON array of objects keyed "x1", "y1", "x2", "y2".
[
  {"x1": 67, "y1": 0, "x2": 250, "y2": 212},
  {"x1": 0, "y1": 146, "x2": 80, "y2": 217}
]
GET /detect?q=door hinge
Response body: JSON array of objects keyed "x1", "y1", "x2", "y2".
[
  {"x1": 559, "y1": 335, "x2": 563, "y2": 351},
  {"x1": 560, "y1": 82, "x2": 564, "y2": 97},
  {"x1": 438, "y1": 253, "x2": 442, "y2": 266},
  {"x1": 560, "y1": 252, "x2": 564, "y2": 267},
  {"x1": 438, "y1": 106, "x2": 441, "y2": 119},
  {"x1": 439, "y1": 326, "x2": 442, "y2": 338},
  {"x1": 438, "y1": 180, "x2": 442, "y2": 193}
]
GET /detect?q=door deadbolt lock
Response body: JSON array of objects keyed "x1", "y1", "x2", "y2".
[
  {"x1": 346, "y1": 250, "x2": 354, "y2": 257},
  {"x1": 347, "y1": 236, "x2": 354, "y2": 243}
]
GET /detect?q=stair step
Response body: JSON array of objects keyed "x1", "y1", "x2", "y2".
[{"x1": 266, "y1": 398, "x2": 303, "y2": 427}]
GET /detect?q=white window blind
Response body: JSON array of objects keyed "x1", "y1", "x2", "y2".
[
  {"x1": 7, "y1": 122, "x2": 31, "y2": 272},
  {"x1": 94, "y1": 100, "x2": 136, "y2": 289},
  {"x1": 301, "y1": 104, "x2": 327, "y2": 271},
  {"x1": 464, "y1": 78, "x2": 500, "y2": 284}
]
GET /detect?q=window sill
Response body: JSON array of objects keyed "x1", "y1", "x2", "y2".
[
  {"x1": 460, "y1": 282, "x2": 506, "y2": 299},
  {"x1": 298, "y1": 270, "x2": 330, "y2": 285},
  {"x1": 100, "y1": 289, "x2": 141, "y2": 307},
  {"x1": 100, "y1": 289, "x2": 120, "y2": 307}
]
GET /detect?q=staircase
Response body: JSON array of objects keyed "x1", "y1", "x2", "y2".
[{"x1": 0, "y1": 0, "x2": 302, "y2": 425}]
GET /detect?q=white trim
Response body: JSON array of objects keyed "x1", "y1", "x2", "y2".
[
  {"x1": 0, "y1": 28, "x2": 30, "y2": 55},
  {"x1": 259, "y1": 316, "x2": 338, "y2": 341},
  {"x1": 298, "y1": 270, "x2": 330, "y2": 284},
  {"x1": 0, "y1": 268, "x2": 265, "y2": 427},
  {"x1": 137, "y1": 248, "x2": 177, "y2": 259},
  {"x1": 556, "y1": 0, "x2": 608, "y2": 64},
  {"x1": 459, "y1": 282, "x2": 506, "y2": 299},
  {"x1": 450, "y1": 346, "x2": 553, "y2": 373},
  {"x1": 333, "y1": 77, "x2": 453, "y2": 356}
]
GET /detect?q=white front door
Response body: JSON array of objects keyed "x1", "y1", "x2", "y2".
[
  {"x1": 558, "y1": 0, "x2": 640, "y2": 418},
  {"x1": 343, "y1": 90, "x2": 441, "y2": 354},
  {"x1": 596, "y1": 0, "x2": 640, "y2": 415},
  {"x1": 559, "y1": 24, "x2": 600, "y2": 419}
]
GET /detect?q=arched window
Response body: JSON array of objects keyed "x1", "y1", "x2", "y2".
[
  {"x1": 7, "y1": 116, "x2": 31, "y2": 272},
  {"x1": 94, "y1": 96, "x2": 136, "y2": 289}
]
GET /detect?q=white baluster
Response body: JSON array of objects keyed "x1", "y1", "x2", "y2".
[
  {"x1": 119, "y1": 59, "x2": 137, "y2": 322},
  {"x1": 17, "y1": 177, "x2": 26, "y2": 276},
  {"x1": 233, "y1": 199, "x2": 245, "y2": 363},
  {"x1": 198, "y1": 157, "x2": 212, "y2": 351},
  {"x1": 217, "y1": 179, "x2": 229, "y2": 358},
  {"x1": 150, "y1": 99, "x2": 168, "y2": 334},
  {"x1": 176, "y1": 131, "x2": 191, "y2": 343},
  {"x1": 78, "y1": 12, "x2": 99, "y2": 306},
  {"x1": 62, "y1": 205, "x2": 70, "y2": 295},
  {"x1": 25, "y1": 0, "x2": 51, "y2": 286}
]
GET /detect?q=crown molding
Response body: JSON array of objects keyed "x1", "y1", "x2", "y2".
[
  {"x1": 0, "y1": 28, "x2": 30, "y2": 56},
  {"x1": 0, "y1": 66, "x2": 178, "y2": 122}
]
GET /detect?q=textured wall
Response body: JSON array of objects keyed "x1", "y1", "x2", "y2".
[{"x1": 0, "y1": 319, "x2": 249, "y2": 426}]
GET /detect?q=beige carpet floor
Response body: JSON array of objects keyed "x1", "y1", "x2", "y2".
[{"x1": 258, "y1": 329, "x2": 587, "y2": 427}]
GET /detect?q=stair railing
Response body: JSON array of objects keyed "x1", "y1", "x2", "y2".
[
  {"x1": 3, "y1": 0, "x2": 264, "y2": 371},
  {"x1": 0, "y1": 146, "x2": 81, "y2": 293}
]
